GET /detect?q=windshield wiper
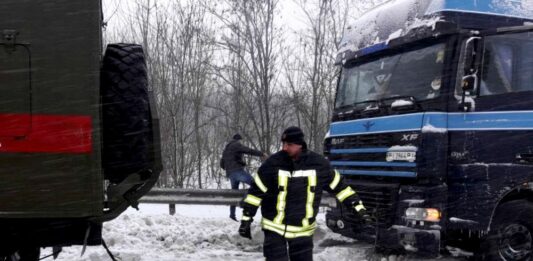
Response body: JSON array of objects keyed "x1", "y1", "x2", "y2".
[
  {"x1": 354, "y1": 99, "x2": 381, "y2": 108},
  {"x1": 337, "y1": 99, "x2": 381, "y2": 111},
  {"x1": 380, "y1": 96, "x2": 420, "y2": 111}
]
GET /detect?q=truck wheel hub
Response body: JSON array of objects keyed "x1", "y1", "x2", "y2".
[{"x1": 499, "y1": 224, "x2": 532, "y2": 261}]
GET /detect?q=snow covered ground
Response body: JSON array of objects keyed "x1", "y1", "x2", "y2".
[{"x1": 43, "y1": 204, "x2": 460, "y2": 261}]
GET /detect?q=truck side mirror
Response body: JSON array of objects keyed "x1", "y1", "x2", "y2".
[
  {"x1": 463, "y1": 37, "x2": 480, "y2": 76},
  {"x1": 459, "y1": 37, "x2": 481, "y2": 112}
]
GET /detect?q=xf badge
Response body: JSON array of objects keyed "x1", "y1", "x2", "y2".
[{"x1": 401, "y1": 134, "x2": 419, "y2": 141}]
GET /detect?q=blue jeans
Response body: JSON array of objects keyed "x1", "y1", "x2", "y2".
[{"x1": 228, "y1": 169, "x2": 253, "y2": 217}]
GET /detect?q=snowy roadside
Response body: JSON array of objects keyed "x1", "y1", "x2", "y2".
[{"x1": 43, "y1": 205, "x2": 460, "y2": 261}]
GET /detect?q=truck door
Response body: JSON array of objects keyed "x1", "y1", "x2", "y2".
[
  {"x1": 447, "y1": 27, "x2": 533, "y2": 227},
  {"x1": 0, "y1": 40, "x2": 31, "y2": 137},
  {"x1": 451, "y1": 27, "x2": 533, "y2": 164}
]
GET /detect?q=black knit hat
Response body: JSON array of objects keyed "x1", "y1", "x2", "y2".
[
  {"x1": 281, "y1": 126, "x2": 306, "y2": 146},
  {"x1": 233, "y1": 133, "x2": 242, "y2": 140}
]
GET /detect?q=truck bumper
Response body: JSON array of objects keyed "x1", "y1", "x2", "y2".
[{"x1": 326, "y1": 211, "x2": 441, "y2": 257}]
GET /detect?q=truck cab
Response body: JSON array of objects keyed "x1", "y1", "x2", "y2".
[{"x1": 324, "y1": 0, "x2": 533, "y2": 258}]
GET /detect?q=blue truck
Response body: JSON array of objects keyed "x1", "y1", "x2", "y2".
[{"x1": 324, "y1": 0, "x2": 533, "y2": 259}]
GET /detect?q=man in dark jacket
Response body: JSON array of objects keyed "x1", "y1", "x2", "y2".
[
  {"x1": 238, "y1": 127, "x2": 369, "y2": 261},
  {"x1": 221, "y1": 133, "x2": 266, "y2": 221}
]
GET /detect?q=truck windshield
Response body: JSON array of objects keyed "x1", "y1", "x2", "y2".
[{"x1": 335, "y1": 43, "x2": 446, "y2": 109}]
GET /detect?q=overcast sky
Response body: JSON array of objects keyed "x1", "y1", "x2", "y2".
[{"x1": 102, "y1": 0, "x2": 309, "y2": 36}]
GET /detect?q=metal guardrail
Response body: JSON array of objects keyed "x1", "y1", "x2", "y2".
[
  {"x1": 140, "y1": 188, "x2": 247, "y2": 206},
  {"x1": 139, "y1": 188, "x2": 334, "y2": 215}
]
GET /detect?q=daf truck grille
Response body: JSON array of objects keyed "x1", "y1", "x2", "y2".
[
  {"x1": 328, "y1": 133, "x2": 394, "y2": 149},
  {"x1": 325, "y1": 132, "x2": 418, "y2": 178},
  {"x1": 342, "y1": 181, "x2": 399, "y2": 227}
]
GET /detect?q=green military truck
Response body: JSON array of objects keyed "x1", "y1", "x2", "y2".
[{"x1": 0, "y1": 1, "x2": 162, "y2": 259}]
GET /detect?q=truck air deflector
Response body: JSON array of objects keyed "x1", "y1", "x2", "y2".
[
  {"x1": 360, "y1": 42, "x2": 388, "y2": 56},
  {"x1": 426, "y1": 0, "x2": 533, "y2": 19}
]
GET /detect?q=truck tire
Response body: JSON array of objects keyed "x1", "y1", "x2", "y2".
[
  {"x1": 101, "y1": 43, "x2": 153, "y2": 184},
  {"x1": 480, "y1": 200, "x2": 533, "y2": 261}
]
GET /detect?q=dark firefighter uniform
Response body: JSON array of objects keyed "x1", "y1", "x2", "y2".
[{"x1": 239, "y1": 128, "x2": 367, "y2": 261}]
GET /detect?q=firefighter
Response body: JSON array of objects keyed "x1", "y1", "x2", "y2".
[{"x1": 238, "y1": 126, "x2": 370, "y2": 261}]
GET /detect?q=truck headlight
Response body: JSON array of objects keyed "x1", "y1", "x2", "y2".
[{"x1": 405, "y1": 208, "x2": 441, "y2": 222}]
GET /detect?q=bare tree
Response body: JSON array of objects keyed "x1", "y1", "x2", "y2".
[
  {"x1": 101, "y1": 0, "x2": 390, "y2": 188},
  {"x1": 283, "y1": 0, "x2": 388, "y2": 152},
  {"x1": 108, "y1": 0, "x2": 218, "y2": 188},
  {"x1": 208, "y1": 0, "x2": 287, "y2": 153},
  {"x1": 283, "y1": 0, "x2": 344, "y2": 151}
]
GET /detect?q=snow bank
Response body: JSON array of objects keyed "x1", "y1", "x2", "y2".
[
  {"x1": 41, "y1": 205, "x2": 370, "y2": 261},
  {"x1": 41, "y1": 204, "x2": 461, "y2": 261},
  {"x1": 49, "y1": 208, "x2": 264, "y2": 261}
]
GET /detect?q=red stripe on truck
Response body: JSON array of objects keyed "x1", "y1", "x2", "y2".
[
  {"x1": 0, "y1": 114, "x2": 93, "y2": 154},
  {"x1": 0, "y1": 113, "x2": 31, "y2": 136}
]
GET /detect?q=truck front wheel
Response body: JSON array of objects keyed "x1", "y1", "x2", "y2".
[{"x1": 481, "y1": 200, "x2": 533, "y2": 260}]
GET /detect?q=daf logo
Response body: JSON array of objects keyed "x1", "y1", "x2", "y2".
[
  {"x1": 331, "y1": 138, "x2": 345, "y2": 145},
  {"x1": 363, "y1": 121, "x2": 375, "y2": 132},
  {"x1": 401, "y1": 134, "x2": 419, "y2": 141}
]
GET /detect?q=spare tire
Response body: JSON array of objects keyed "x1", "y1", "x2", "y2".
[{"x1": 101, "y1": 43, "x2": 153, "y2": 184}]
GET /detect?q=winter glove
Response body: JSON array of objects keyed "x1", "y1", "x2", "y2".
[
  {"x1": 353, "y1": 201, "x2": 375, "y2": 223},
  {"x1": 238, "y1": 220, "x2": 252, "y2": 239}
]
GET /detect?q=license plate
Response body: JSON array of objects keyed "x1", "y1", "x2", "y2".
[{"x1": 387, "y1": 151, "x2": 416, "y2": 162}]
